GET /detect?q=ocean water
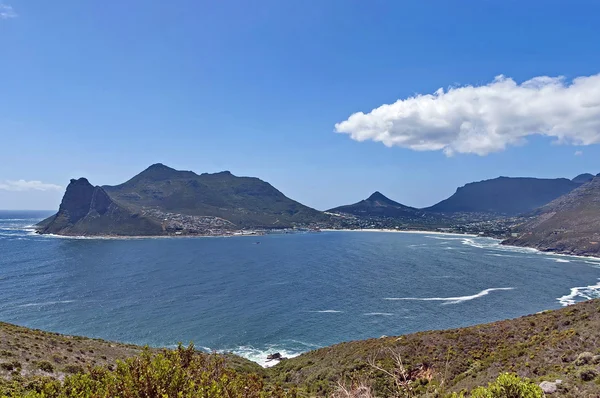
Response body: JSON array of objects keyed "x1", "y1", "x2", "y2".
[{"x1": 1, "y1": 210, "x2": 600, "y2": 366}]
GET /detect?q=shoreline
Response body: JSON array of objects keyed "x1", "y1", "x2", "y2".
[
  {"x1": 320, "y1": 228, "x2": 479, "y2": 237},
  {"x1": 27, "y1": 227, "x2": 600, "y2": 260}
]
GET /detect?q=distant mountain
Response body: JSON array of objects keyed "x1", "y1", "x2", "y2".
[
  {"x1": 38, "y1": 164, "x2": 328, "y2": 236},
  {"x1": 503, "y1": 176, "x2": 600, "y2": 257},
  {"x1": 425, "y1": 177, "x2": 584, "y2": 216},
  {"x1": 327, "y1": 191, "x2": 422, "y2": 218},
  {"x1": 572, "y1": 173, "x2": 595, "y2": 184}
]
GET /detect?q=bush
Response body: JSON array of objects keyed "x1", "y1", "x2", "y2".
[
  {"x1": 461, "y1": 373, "x2": 544, "y2": 398},
  {"x1": 0, "y1": 361, "x2": 21, "y2": 371},
  {"x1": 62, "y1": 364, "x2": 85, "y2": 374},
  {"x1": 575, "y1": 352, "x2": 594, "y2": 366},
  {"x1": 21, "y1": 344, "x2": 295, "y2": 398},
  {"x1": 34, "y1": 361, "x2": 54, "y2": 373},
  {"x1": 579, "y1": 368, "x2": 598, "y2": 382}
]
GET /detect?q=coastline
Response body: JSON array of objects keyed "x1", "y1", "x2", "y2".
[
  {"x1": 29, "y1": 226, "x2": 600, "y2": 260},
  {"x1": 320, "y1": 228, "x2": 479, "y2": 237}
]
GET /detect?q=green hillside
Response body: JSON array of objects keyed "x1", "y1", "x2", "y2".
[{"x1": 2, "y1": 300, "x2": 600, "y2": 397}]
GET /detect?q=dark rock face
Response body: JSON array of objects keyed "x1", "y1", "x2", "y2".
[
  {"x1": 60, "y1": 178, "x2": 96, "y2": 224},
  {"x1": 425, "y1": 177, "x2": 583, "y2": 216},
  {"x1": 502, "y1": 177, "x2": 600, "y2": 257},
  {"x1": 37, "y1": 178, "x2": 164, "y2": 236}
]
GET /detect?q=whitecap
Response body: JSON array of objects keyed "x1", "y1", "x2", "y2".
[
  {"x1": 557, "y1": 279, "x2": 600, "y2": 306},
  {"x1": 553, "y1": 259, "x2": 571, "y2": 263},
  {"x1": 363, "y1": 312, "x2": 394, "y2": 316},
  {"x1": 309, "y1": 310, "x2": 343, "y2": 313},
  {"x1": 384, "y1": 287, "x2": 514, "y2": 305},
  {"x1": 18, "y1": 300, "x2": 75, "y2": 307}
]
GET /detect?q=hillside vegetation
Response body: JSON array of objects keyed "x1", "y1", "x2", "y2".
[
  {"x1": 504, "y1": 176, "x2": 600, "y2": 256},
  {"x1": 2, "y1": 300, "x2": 600, "y2": 397}
]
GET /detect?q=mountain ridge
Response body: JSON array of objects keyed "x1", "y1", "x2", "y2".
[
  {"x1": 424, "y1": 176, "x2": 585, "y2": 215},
  {"x1": 37, "y1": 164, "x2": 329, "y2": 236}
]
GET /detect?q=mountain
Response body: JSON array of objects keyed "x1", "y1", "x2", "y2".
[
  {"x1": 36, "y1": 178, "x2": 164, "y2": 236},
  {"x1": 572, "y1": 173, "x2": 595, "y2": 184},
  {"x1": 425, "y1": 176, "x2": 584, "y2": 216},
  {"x1": 327, "y1": 191, "x2": 421, "y2": 218},
  {"x1": 38, "y1": 164, "x2": 328, "y2": 236},
  {"x1": 502, "y1": 176, "x2": 600, "y2": 256}
]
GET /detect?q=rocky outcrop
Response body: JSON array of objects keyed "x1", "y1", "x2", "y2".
[{"x1": 37, "y1": 178, "x2": 163, "y2": 236}]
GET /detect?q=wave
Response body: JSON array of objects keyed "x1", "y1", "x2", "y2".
[
  {"x1": 18, "y1": 300, "x2": 75, "y2": 307},
  {"x1": 363, "y1": 312, "x2": 394, "y2": 316},
  {"x1": 384, "y1": 287, "x2": 514, "y2": 305},
  {"x1": 202, "y1": 343, "x2": 312, "y2": 368},
  {"x1": 309, "y1": 310, "x2": 343, "y2": 313},
  {"x1": 557, "y1": 279, "x2": 600, "y2": 306},
  {"x1": 553, "y1": 259, "x2": 571, "y2": 263}
]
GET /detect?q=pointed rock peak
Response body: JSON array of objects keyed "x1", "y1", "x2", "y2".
[
  {"x1": 68, "y1": 177, "x2": 92, "y2": 186},
  {"x1": 367, "y1": 191, "x2": 390, "y2": 201},
  {"x1": 572, "y1": 173, "x2": 595, "y2": 184}
]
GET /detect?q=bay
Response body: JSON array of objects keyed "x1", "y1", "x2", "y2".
[{"x1": 1, "y1": 210, "x2": 600, "y2": 366}]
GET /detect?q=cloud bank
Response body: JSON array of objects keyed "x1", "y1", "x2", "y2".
[
  {"x1": 335, "y1": 74, "x2": 600, "y2": 156},
  {"x1": 0, "y1": 3, "x2": 17, "y2": 19},
  {"x1": 0, "y1": 180, "x2": 62, "y2": 192}
]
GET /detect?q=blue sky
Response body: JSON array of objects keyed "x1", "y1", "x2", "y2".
[{"x1": 1, "y1": 0, "x2": 600, "y2": 210}]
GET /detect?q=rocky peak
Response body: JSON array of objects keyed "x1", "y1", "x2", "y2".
[
  {"x1": 367, "y1": 191, "x2": 389, "y2": 202},
  {"x1": 59, "y1": 178, "x2": 96, "y2": 223}
]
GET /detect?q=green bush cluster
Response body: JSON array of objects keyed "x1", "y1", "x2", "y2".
[
  {"x1": 6, "y1": 344, "x2": 294, "y2": 398},
  {"x1": 449, "y1": 373, "x2": 544, "y2": 398}
]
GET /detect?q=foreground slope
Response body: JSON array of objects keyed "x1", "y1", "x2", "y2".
[
  {"x1": 503, "y1": 175, "x2": 600, "y2": 256},
  {"x1": 37, "y1": 164, "x2": 329, "y2": 236},
  {"x1": 272, "y1": 299, "x2": 600, "y2": 396},
  {"x1": 2, "y1": 300, "x2": 600, "y2": 396},
  {"x1": 425, "y1": 177, "x2": 583, "y2": 216}
]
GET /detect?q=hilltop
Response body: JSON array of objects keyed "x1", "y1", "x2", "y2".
[
  {"x1": 37, "y1": 164, "x2": 329, "y2": 236},
  {"x1": 424, "y1": 177, "x2": 584, "y2": 216},
  {"x1": 328, "y1": 191, "x2": 425, "y2": 219},
  {"x1": 503, "y1": 176, "x2": 600, "y2": 257},
  {"x1": 2, "y1": 300, "x2": 600, "y2": 396}
]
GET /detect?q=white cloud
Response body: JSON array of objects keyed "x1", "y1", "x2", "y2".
[
  {"x1": 0, "y1": 180, "x2": 62, "y2": 192},
  {"x1": 0, "y1": 3, "x2": 17, "y2": 19},
  {"x1": 574, "y1": 150, "x2": 584, "y2": 156},
  {"x1": 335, "y1": 74, "x2": 600, "y2": 156}
]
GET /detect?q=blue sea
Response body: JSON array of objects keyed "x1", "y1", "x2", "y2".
[{"x1": 1, "y1": 210, "x2": 600, "y2": 366}]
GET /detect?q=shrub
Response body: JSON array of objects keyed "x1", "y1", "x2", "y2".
[
  {"x1": 579, "y1": 368, "x2": 598, "y2": 382},
  {"x1": 34, "y1": 361, "x2": 54, "y2": 373},
  {"x1": 20, "y1": 344, "x2": 295, "y2": 398},
  {"x1": 457, "y1": 373, "x2": 544, "y2": 398},
  {"x1": 0, "y1": 361, "x2": 21, "y2": 371},
  {"x1": 62, "y1": 364, "x2": 85, "y2": 374},
  {"x1": 575, "y1": 352, "x2": 594, "y2": 366}
]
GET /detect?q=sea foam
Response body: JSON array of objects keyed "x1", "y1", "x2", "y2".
[
  {"x1": 384, "y1": 287, "x2": 514, "y2": 305},
  {"x1": 557, "y1": 279, "x2": 600, "y2": 306}
]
